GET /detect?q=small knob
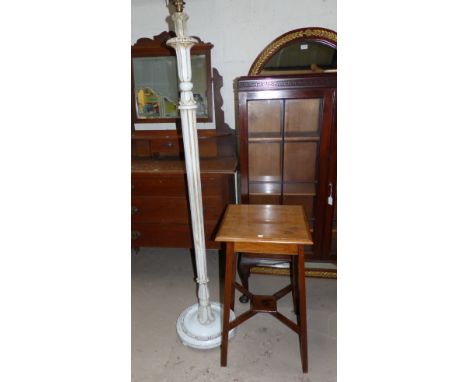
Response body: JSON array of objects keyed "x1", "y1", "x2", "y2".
[
  {"x1": 131, "y1": 231, "x2": 141, "y2": 240},
  {"x1": 131, "y1": 206, "x2": 140, "y2": 215}
]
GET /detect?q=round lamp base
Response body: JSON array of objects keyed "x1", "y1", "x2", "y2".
[{"x1": 176, "y1": 302, "x2": 236, "y2": 350}]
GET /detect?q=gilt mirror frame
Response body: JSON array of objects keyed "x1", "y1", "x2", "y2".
[{"x1": 248, "y1": 27, "x2": 337, "y2": 76}]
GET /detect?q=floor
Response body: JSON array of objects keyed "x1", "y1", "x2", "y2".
[{"x1": 132, "y1": 248, "x2": 336, "y2": 382}]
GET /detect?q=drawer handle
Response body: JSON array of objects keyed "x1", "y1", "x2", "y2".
[
  {"x1": 131, "y1": 184, "x2": 135, "y2": 190},
  {"x1": 131, "y1": 206, "x2": 140, "y2": 215},
  {"x1": 131, "y1": 230, "x2": 141, "y2": 240},
  {"x1": 164, "y1": 141, "x2": 175, "y2": 148}
]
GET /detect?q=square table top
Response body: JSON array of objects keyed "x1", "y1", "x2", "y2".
[{"x1": 215, "y1": 204, "x2": 313, "y2": 245}]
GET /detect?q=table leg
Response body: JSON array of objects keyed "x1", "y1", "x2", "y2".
[
  {"x1": 297, "y1": 245, "x2": 308, "y2": 373},
  {"x1": 221, "y1": 242, "x2": 235, "y2": 366}
]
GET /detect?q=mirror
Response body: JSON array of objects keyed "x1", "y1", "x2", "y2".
[
  {"x1": 249, "y1": 27, "x2": 336, "y2": 76},
  {"x1": 131, "y1": 31, "x2": 214, "y2": 127}
]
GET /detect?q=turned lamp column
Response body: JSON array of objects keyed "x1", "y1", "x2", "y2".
[
  {"x1": 167, "y1": 11, "x2": 213, "y2": 326},
  {"x1": 166, "y1": 0, "x2": 235, "y2": 349}
]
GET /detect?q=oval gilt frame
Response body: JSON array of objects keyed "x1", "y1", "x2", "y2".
[{"x1": 248, "y1": 27, "x2": 337, "y2": 76}]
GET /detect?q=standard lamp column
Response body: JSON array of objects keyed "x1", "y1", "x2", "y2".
[{"x1": 167, "y1": 0, "x2": 235, "y2": 349}]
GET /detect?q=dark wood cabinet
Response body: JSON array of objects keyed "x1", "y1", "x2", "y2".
[
  {"x1": 236, "y1": 73, "x2": 336, "y2": 262},
  {"x1": 131, "y1": 157, "x2": 237, "y2": 249}
]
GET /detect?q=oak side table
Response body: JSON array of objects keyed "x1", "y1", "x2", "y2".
[{"x1": 215, "y1": 204, "x2": 313, "y2": 373}]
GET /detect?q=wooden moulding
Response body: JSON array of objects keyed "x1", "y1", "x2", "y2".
[
  {"x1": 132, "y1": 31, "x2": 213, "y2": 56},
  {"x1": 236, "y1": 72, "x2": 337, "y2": 93}
]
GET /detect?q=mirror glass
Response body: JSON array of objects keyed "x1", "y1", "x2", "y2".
[
  {"x1": 132, "y1": 54, "x2": 208, "y2": 120},
  {"x1": 249, "y1": 27, "x2": 337, "y2": 76},
  {"x1": 262, "y1": 41, "x2": 336, "y2": 74}
]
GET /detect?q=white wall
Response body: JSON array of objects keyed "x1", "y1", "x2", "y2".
[{"x1": 132, "y1": 0, "x2": 337, "y2": 130}]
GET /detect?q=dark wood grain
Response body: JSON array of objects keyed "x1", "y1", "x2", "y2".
[{"x1": 131, "y1": 160, "x2": 237, "y2": 249}]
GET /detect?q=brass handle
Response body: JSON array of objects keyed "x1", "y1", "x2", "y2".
[
  {"x1": 131, "y1": 230, "x2": 141, "y2": 240},
  {"x1": 131, "y1": 183, "x2": 135, "y2": 190},
  {"x1": 131, "y1": 206, "x2": 140, "y2": 215},
  {"x1": 164, "y1": 141, "x2": 174, "y2": 148}
]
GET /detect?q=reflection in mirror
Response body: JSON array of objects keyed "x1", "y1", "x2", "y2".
[
  {"x1": 262, "y1": 41, "x2": 336, "y2": 74},
  {"x1": 131, "y1": 31, "x2": 213, "y2": 127},
  {"x1": 249, "y1": 27, "x2": 337, "y2": 76},
  {"x1": 132, "y1": 55, "x2": 208, "y2": 119}
]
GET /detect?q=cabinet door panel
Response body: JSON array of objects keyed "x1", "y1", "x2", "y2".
[
  {"x1": 285, "y1": 98, "x2": 321, "y2": 134},
  {"x1": 248, "y1": 99, "x2": 282, "y2": 136},
  {"x1": 282, "y1": 195, "x2": 314, "y2": 220},
  {"x1": 248, "y1": 142, "x2": 281, "y2": 182},
  {"x1": 283, "y1": 141, "x2": 318, "y2": 183}
]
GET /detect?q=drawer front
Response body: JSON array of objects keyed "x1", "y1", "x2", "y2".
[
  {"x1": 131, "y1": 222, "x2": 220, "y2": 249},
  {"x1": 131, "y1": 174, "x2": 226, "y2": 197},
  {"x1": 132, "y1": 140, "x2": 151, "y2": 157},
  {"x1": 151, "y1": 138, "x2": 181, "y2": 156},
  {"x1": 131, "y1": 195, "x2": 226, "y2": 224}
]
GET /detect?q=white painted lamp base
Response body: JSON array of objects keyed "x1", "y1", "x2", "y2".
[{"x1": 176, "y1": 302, "x2": 236, "y2": 349}]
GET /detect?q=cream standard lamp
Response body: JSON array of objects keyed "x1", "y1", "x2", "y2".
[{"x1": 166, "y1": 0, "x2": 235, "y2": 349}]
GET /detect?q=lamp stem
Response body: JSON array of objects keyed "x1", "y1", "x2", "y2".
[
  {"x1": 167, "y1": 1, "x2": 235, "y2": 349},
  {"x1": 167, "y1": 7, "x2": 214, "y2": 325}
]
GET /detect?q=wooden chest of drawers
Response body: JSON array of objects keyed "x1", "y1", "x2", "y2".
[{"x1": 131, "y1": 157, "x2": 237, "y2": 249}]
